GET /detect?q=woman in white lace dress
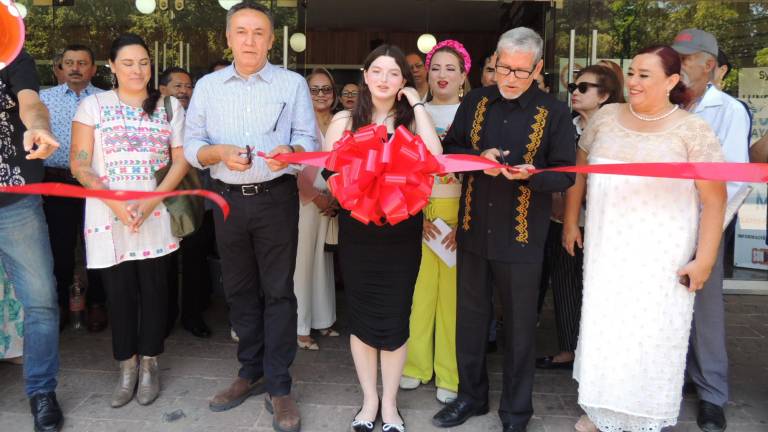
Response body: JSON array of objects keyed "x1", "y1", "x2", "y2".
[{"x1": 563, "y1": 45, "x2": 727, "y2": 432}]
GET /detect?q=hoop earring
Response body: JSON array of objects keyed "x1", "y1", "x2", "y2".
[{"x1": 459, "y1": 86, "x2": 464, "y2": 99}]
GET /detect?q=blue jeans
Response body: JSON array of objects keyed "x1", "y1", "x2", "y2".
[{"x1": 0, "y1": 195, "x2": 59, "y2": 396}]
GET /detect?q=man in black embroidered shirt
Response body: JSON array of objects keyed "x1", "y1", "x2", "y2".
[{"x1": 433, "y1": 28, "x2": 576, "y2": 432}]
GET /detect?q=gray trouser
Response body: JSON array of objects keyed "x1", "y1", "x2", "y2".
[{"x1": 687, "y1": 240, "x2": 729, "y2": 407}]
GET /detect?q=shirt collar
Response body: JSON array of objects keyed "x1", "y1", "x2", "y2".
[
  {"x1": 696, "y1": 83, "x2": 723, "y2": 111},
  {"x1": 62, "y1": 82, "x2": 97, "y2": 97},
  {"x1": 223, "y1": 61, "x2": 275, "y2": 84},
  {"x1": 487, "y1": 83, "x2": 537, "y2": 108}
]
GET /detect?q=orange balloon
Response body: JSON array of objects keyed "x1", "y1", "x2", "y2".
[{"x1": 0, "y1": 0, "x2": 25, "y2": 70}]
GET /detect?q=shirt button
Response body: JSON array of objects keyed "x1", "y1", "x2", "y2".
[
  {"x1": 487, "y1": 229, "x2": 492, "y2": 234},
  {"x1": 245, "y1": 132, "x2": 250, "y2": 136},
  {"x1": 488, "y1": 202, "x2": 493, "y2": 207},
  {"x1": 503, "y1": 120, "x2": 508, "y2": 124},
  {"x1": 247, "y1": 108, "x2": 251, "y2": 112}
]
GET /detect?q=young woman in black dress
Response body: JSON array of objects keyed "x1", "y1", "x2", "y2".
[{"x1": 323, "y1": 44, "x2": 442, "y2": 432}]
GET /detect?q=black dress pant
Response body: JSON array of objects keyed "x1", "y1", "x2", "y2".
[
  {"x1": 456, "y1": 249, "x2": 542, "y2": 428},
  {"x1": 43, "y1": 192, "x2": 105, "y2": 308},
  {"x1": 101, "y1": 256, "x2": 170, "y2": 361},
  {"x1": 213, "y1": 177, "x2": 299, "y2": 397},
  {"x1": 167, "y1": 211, "x2": 215, "y2": 331}
]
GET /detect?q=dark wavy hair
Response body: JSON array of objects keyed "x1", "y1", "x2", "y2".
[
  {"x1": 352, "y1": 44, "x2": 415, "y2": 132},
  {"x1": 109, "y1": 34, "x2": 159, "y2": 118},
  {"x1": 635, "y1": 45, "x2": 691, "y2": 106},
  {"x1": 575, "y1": 64, "x2": 624, "y2": 105}
]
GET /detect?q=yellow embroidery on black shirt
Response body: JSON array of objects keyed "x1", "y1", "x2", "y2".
[
  {"x1": 462, "y1": 97, "x2": 489, "y2": 231},
  {"x1": 514, "y1": 106, "x2": 548, "y2": 243},
  {"x1": 515, "y1": 185, "x2": 531, "y2": 243}
]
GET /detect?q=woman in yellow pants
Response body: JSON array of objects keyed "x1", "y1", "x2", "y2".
[{"x1": 400, "y1": 39, "x2": 471, "y2": 404}]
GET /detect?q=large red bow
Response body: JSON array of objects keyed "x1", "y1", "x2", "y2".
[{"x1": 325, "y1": 124, "x2": 439, "y2": 225}]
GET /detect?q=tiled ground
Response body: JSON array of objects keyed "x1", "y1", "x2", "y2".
[{"x1": 1, "y1": 293, "x2": 766, "y2": 431}]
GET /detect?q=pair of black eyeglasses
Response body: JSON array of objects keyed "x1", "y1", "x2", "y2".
[
  {"x1": 310, "y1": 86, "x2": 333, "y2": 96},
  {"x1": 494, "y1": 64, "x2": 535, "y2": 79},
  {"x1": 567, "y1": 82, "x2": 602, "y2": 94}
]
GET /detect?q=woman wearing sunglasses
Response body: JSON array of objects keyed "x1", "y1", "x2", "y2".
[
  {"x1": 294, "y1": 67, "x2": 340, "y2": 351},
  {"x1": 536, "y1": 64, "x2": 623, "y2": 372}
]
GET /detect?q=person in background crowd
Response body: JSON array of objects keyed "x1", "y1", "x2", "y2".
[
  {"x1": 184, "y1": 3, "x2": 317, "y2": 430},
  {"x1": 569, "y1": 45, "x2": 726, "y2": 432},
  {"x1": 40, "y1": 44, "x2": 108, "y2": 333},
  {"x1": 158, "y1": 67, "x2": 193, "y2": 110},
  {"x1": 480, "y1": 51, "x2": 497, "y2": 88},
  {"x1": 536, "y1": 64, "x2": 623, "y2": 372},
  {"x1": 158, "y1": 66, "x2": 213, "y2": 340},
  {"x1": 294, "y1": 67, "x2": 339, "y2": 351},
  {"x1": 52, "y1": 52, "x2": 66, "y2": 85},
  {"x1": 406, "y1": 51, "x2": 429, "y2": 101},
  {"x1": 598, "y1": 59, "x2": 625, "y2": 93},
  {"x1": 672, "y1": 29, "x2": 751, "y2": 432},
  {"x1": 208, "y1": 59, "x2": 232, "y2": 74},
  {"x1": 535, "y1": 72, "x2": 551, "y2": 93},
  {"x1": 714, "y1": 50, "x2": 731, "y2": 90},
  {"x1": 433, "y1": 28, "x2": 576, "y2": 432},
  {"x1": 340, "y1": 82, "x2": 360, "y2": 110},
  {"x1": 401, "y1": 39, "x2": 470, "y2": 405},
  {"x1": 1, "y1": 48, "x2": 63, "y2": 432},
  {"x1": 324, "y1": 44, "x2": 441, "y2": 432},
  {"x1": 70, "y1": 34, "x2": 190, "y2": 408}
]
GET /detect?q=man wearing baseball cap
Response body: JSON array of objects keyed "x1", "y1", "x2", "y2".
[{"x1": 672, "y1": 28, "x2": 751, "y2": 432}]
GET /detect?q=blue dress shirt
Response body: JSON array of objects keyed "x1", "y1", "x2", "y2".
[
  {"x1": 692, "y1": 84, "x2": 751, "y2": 205},
  {"x1": 183, "y1": 62, "x2": 317, "y2": 184},
  {"x1": 40, "y1": 83, "x2": 103, "y2": 169}
]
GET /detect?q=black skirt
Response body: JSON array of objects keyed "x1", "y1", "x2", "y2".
[{"x1": 338, "y1": 210, "x2": 423, "y2": 351}]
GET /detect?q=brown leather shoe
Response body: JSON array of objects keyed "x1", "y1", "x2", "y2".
[
  {"x1": 265, "y1": 394, "x2": 301, "y2": 432},
  {"x1": 209, "y1": 377, "x2": 265, "y2": 412}
]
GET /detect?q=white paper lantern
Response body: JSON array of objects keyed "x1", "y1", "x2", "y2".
[
  {"x1": 218, "y1": 0, "x2": 240, "y2": 10},
  {"x1": 135, "y1": 0, "x2": 156, "y2": 14},
  {"x1": 14, "y1": 2, "x2": 27, "y2": 19},
  {"x1": 417, "y1": 33, "x2": 437, "y2": 54},
  {"x1": 289, "y1": 33, "x2": 306, "y2": 53}
]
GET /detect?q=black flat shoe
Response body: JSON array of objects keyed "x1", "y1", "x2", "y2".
[
  {"x1": 182, "y1": 319, "x2": 211, "y2": 338},
  {"x1": 432, "y1": 396, "x2": 488, "y2": 428},
  {"x1": 351, "y1": 406, "x2": 377, "y2": 432},
  {"x1": 535, "y1": 356, "x2": 573, "y2": 370},
  {"x1": 29, "y1": 392, "x2": 63, "y2": 432},
  {"x1": 382, "y1": 409, "x2": 405, "y2": 432},
  {"x1": 697, "y1": 400, "x2": 726, "y2": 432}
]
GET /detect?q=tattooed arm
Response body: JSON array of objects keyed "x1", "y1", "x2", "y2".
[{"x1": 71, "y1": 121, "x2": 138, "y2": 228}]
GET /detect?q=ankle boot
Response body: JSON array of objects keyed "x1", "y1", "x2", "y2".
[
  {"x1": 136, "y1": 356, "x2": 160, "y2": 405},
  {"x1": 111, "y1": 357, "x2": 138, "y2": 408}
]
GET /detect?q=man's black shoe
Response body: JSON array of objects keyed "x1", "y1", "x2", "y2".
[
  {"x1": 432, "y1": 396, "x2": 488, "y2": 428},
  {"x1": 503, "y1": 425, "x2": 527, "y2": 432},
  {"x1": 697, "y1": 400, "x2": 726, "y2": 432},
  {"x1": 29, "y1": 392, "x2": 63, "y2": 432},
  {"x1": 182, "y1": 319, "x2": 212, "y2": 338}
]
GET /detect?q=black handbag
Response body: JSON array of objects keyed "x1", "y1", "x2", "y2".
[{"x1": 153, "y1": 97, "x2": 205, "y2": 238}]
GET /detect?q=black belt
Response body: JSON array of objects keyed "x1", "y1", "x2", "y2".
[
  {"x1": 44, "y1": 167, "x2": 78, "y2": 184},
  {"x1": 215, "y1": 175, "x2": 293, "y2": 196}
]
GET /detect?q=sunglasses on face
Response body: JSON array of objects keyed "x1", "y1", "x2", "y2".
[
  {"x1": 341, "y1": 91, "x2": 358, "y2": 98},
  {"x1": 567, "y1": 82, "x2": 601, "y2": 94},
  {"x1": 310, "y1": 86, "x2": 333, "y2": 96}
]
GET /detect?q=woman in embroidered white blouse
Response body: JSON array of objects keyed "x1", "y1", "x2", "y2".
[{"x1": 70, "y1": 34, "x2": 189, "y2": 409}]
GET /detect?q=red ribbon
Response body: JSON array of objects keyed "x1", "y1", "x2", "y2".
[
  {"x1": 261, "y1": 126, "x2": 768, "y2": 225},
  {"x1": 0, "y1": 182, "x2": 230, "y2": 218}
]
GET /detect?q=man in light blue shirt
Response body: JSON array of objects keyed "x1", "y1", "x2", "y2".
[
  {"x1": 39, "y1": 44, "x2": 107, "y2": 333},
  {"x1": 183, "y1": 3, "x2": 316, "y2": 430},
  {"x1": 673, "y1": 28, "x2": 751, "y2": 432}
]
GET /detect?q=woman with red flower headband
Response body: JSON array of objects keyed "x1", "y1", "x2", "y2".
[{"x1": 400, "y1": 39, "x2": 471, "y2": 405}]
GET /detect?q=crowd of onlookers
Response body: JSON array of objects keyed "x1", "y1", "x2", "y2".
[{"x1": 2, "y1": 1, "x2": 767, "y2": 432}]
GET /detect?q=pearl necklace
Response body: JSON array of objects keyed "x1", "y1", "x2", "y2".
[{"x1": 629, "y1": 103, "x2": 679, "y2": 122}]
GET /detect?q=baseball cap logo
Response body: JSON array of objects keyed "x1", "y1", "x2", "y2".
[{"x1": 675, "y1": 33, "x2": 694, "y2": 42}]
